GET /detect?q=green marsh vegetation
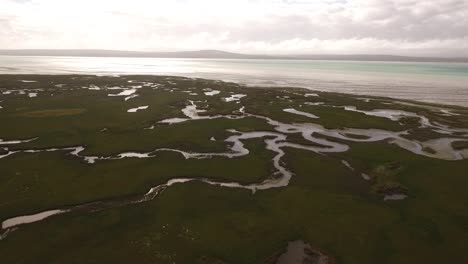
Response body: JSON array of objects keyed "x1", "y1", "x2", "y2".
[{"x1": 0, "y1": 75, "x2": 467, "y2": 263}]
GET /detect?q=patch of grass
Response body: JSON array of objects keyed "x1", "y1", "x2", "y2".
[
  {"x1": 402, "y1": 128, "x2": 449, "y2": 141},
  {"x1": 422, "y1": 146, "x2": 437, "y2": 154},
  {"x1": 16, "y1": 108, "x2": 86, "y2": 117},
  {"x1": 452, "y1": 140, "x2": 468, "y2": 150},
  {"x1": 343, "y1": 133, "x2": 371, "y2": 140},
  {"x1": 285, "y1": 133, "x2": 330, "y2": 148}
]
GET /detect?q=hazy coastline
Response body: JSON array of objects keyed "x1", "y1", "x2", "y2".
[
  {"x1": 1, "y1": 49, "x2": 468, "y2": 63},
  {"x1": 2, "y1": 55, "x2": 468, "y2": 107}
]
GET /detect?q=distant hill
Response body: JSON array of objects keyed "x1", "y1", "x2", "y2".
[
  {"x1": 0, "y1": 49, "x2": 259, "y2": 59},
  {"x1": 0, "y1": 49, "x2": 466, "y2": 63}
]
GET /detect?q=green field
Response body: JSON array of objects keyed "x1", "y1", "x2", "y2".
[{"x1": 0, "y1": 75, "x2": 468, "y2": 263}]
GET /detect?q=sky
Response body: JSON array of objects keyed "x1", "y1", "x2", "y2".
[{"x1": 1, "y1": 0, "x2": 467, "y2": 56}]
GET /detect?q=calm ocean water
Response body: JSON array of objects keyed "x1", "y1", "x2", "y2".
[{"x1": 1, "y1": 55, "x2": 468, "y2": 106}]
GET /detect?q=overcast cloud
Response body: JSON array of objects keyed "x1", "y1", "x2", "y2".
[{"x1": 1, "y1": 0, "x2": 467, "y2": 56}]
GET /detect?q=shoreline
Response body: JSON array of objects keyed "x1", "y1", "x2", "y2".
[
  {"x1": 1, "y1": 73, "x2": 468, "y2": 110},
  {"x1": 1, "y1": 55, "x2": 468, "y2": 107}
]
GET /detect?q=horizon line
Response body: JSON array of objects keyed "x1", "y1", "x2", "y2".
[{"x1": 0, "y1": 49, "x2": 466, "y2": 62}]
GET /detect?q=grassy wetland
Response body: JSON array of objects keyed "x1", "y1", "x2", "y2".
[{"x1": 1, "y1": 74, "x2": 468, "y2": 263}]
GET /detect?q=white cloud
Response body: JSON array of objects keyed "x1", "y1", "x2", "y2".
[{"x1": 1, "y1": 0, "x2": 467, "y2": 56}]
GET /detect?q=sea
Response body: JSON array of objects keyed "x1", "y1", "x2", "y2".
[{"x1": 1, "y1": 55, "x2": 468, "y2": 107}]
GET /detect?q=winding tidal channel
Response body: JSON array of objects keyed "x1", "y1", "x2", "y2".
[{"x1": 1, "y1": 86, "x2": 468, "y2": 240}]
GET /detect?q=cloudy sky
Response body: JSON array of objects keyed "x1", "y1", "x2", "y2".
[{"x1": 1, "y1": 0, "x2": 467, "y2": 56}]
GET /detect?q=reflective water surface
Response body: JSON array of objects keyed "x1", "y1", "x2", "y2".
[{"x1": 1, "y1": 55, "x2": 468, "y2": 106}]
